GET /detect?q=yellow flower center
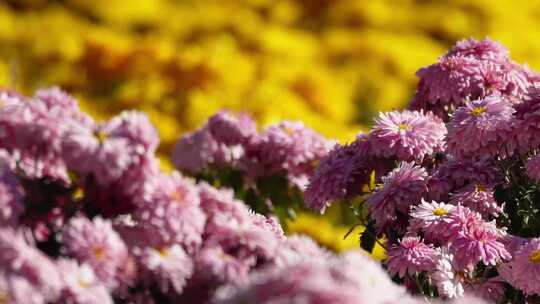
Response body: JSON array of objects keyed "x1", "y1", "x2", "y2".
[
  {"x1": 529, "y1": 250, "x2": 540, "y2": 264},
  {"x1": 470, "y1": 106, "x2": 486, "y2": 116},
  {"x1": 283, "y1": 126, "x2": 296, "y2": 136},
  {"x1": 397, "y1": 123, "x2": 410, "y2": 131},
  {"x1": 432, "y1": 208, "x2": 449, "y2": 216},
  {"x1": 94, "y1": 131, "x2": 107, "y2": 144},
  {"x1": 475, "y1": 184, "x2": 486, "y2": 192},
  {"x1": 93, "y1": 247, "x2": 106, "y2": 259},
  {"x1": 158, "y1": 247, "x2": 169, "y2": 257}
]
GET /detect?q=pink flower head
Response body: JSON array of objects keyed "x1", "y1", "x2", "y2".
[
  {"x1": 273, "y1": 235, "x2": 330, "y2": 267},
  {"x1": 215, "y1": 251, "x2": 409, "y2": 304},
  {"x1": 367, "y1": 162, "x2": 427, "y2": 232},
  {"x1": 57, "y1": 259, "x2": 112, "y2": 304},
  {"x1": 171, "y1": 126, "x2": 244, "y2": 174},
  {"x1": 61, "y1": 216, "x2": 129, "y2": 289},
  {"x1": 0, "y1": 271, "x2": 46, "y2": 304},
  {"x1": 0, "y1": 228, "x2": 62, "y2": 301},
  {"x1": 450, "y1": 184, "x2": 504, "y2": 218},
  {"x1": 134, "y1": 172, "x2": 206, "y2": 252},
  {"x1": 446, "y1": 95, "x2": 514, "y2": 158},
  {"x1": 526, "y1": 154, "x2": 540, "y2": 182},
  {"x1": 447, "y1": 38, "x2": 510, "y2": 62},
  {"x1": 195, "y1": 245, "x2": 255, "y2": 285},
  {"x1": 442, "y1": 206, "x2": 485, "y2": 244},
  {"x1": 410, "y1": 200, "x2": 456, "y2": 243},
  {"x1": 0, "y1": 164, "x2": 24, "y2": 227},
  {"x1": 208, "y1": 110, "x2": 257, "y2": 145},
  {"x1": 410, "y1": 55, "x2": 488, "y2": 116},
  {"x1": 369, "y1": 110, "x2": 446, "y2": 162},
  {"x1": 429, "y1": 157, "x2": 502, "y2": 196},
  {"x1": 245, "y1": 121, "x2": 332, "y2": 187},
  {"x1": 386, "y1": 236, "x2": 438, "y2": 278},
  {"x1": 138, "y1": 244, "x2": 194, "y2": 294},
  {"x1": 62, "y1": 111, "x2": 157, "y2": 186},
  {"x1": 465, "y1": 277, "x2": 506, "y2": 304},
  {"x1": 304, "y1": 142, "x2": 368, "y2": 213},
  {"x1": 451, "y1": 228, "x2": 510, "y2": 271},
  {"x1": 503, "y1": 238, "x2": 540, "y2": 295},
  {"x1": 431, "y1": 248, "x2": 465, "y2": 299}
]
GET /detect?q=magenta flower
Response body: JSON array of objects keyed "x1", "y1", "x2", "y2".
[
  {"x1": 138, "y1": 244, "x2": 194, "y2": 294},
  {"x1": 62, "y1": 111, "x2": 157, "y2": 186},
  {"x1": 0, "y1": 228, "x2": 62, "y2": 301},
  {"x1": 447, "y1": 38, "x2": 509, "y2": 62},
  {"x1": 450, "y1": 184, "x2": 504, "y2": 218},
  {"x1": 526, "y1": 154, "x2": 540, "y2": 182},
  {"x1": 133, "y1": 172, "x2": 206, "y2": 253},
  {"x1": 451, "y1": 228, "x2": 510, "y2": 271},
  {"x1": 245, "y1": 120, "x2": 331, "y2": 187},
  {"x1": 442, "y1": 206, "x2": 485, "y2": 244},
  {"x1": 0, "y1": 271, "x2": 46, "y2": 304},
  {"x1": 57, "y1": 259, "x2": 112, "y2": 304},
  {"x1": 195, "y1": 245, "x2": 255, "y2": 285},
  {"x1": 410, "y1": 200, "x2": 455, "y2": 243},
  {"x1": 502, "y1": 238, "x2": 540, "y2": 295},
  {"x1": 304, "y1": 142, "x2": 369, "y2": 213},
  {"x1": 386, "y1": 237, "x2": 438, "y2": 278},
  {"x1": 367, "y1": 162, "x2": 427, "y2": 232},
  {"x1": 446, "y1": 95, "x2": 514, "y2": 158},
  {"x1": 61, "y1": 216, "x2": 129, "y2": 289},
  {"x1": 171, "y1": 126, "x2": 244, "y2": 174},
  {"x1": 465, "y1": 277, "x2": 506, "y2": 304},
  {"x1": 369, "y1": 110, "x2": 446, "y2": 162},
  {"x1": 207, "y1": 111, "x2": 257, "y2": 145}
]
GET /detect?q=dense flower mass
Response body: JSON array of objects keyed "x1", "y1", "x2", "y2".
[
  {"x1": 7, "y1": 37, "x2": 540, "y2": 303},
  {"x1": 302, "y1": 39, "x2": 540, "y2": 302}
]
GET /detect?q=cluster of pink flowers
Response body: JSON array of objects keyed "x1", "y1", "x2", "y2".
[
  {"x1": 306, "y1": 38, "x2": 540, "y2": 303},
  {"x1": 0, "y1": 87, "x2": 434, "y2": 303},
  {"x1": 172, "y1": 110, "x2": 334, "y2": 189}
]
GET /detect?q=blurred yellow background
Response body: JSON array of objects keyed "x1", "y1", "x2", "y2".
[{"x1": 1, "y1": 0, "x2": 539, "y2": 252}]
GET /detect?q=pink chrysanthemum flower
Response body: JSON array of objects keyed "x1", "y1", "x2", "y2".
[
  {"x1": 386, "y1": 237, "x2": 438, "y2": 278},
  {"x1": 215, "y1": 251, "x2": 410, "y2": 304},
  {"x1": 0, "y1": 164, "x2": 24, "y2": 227},
  {"x1": 410, "y1": 55, "x2": 488, "y2": 116},
  {"x1": 367, "y1": 162, "x2": 427, "y2": 232},
  {"x1": 138, "y1": 244, "x2": 194, "y2": 294},
  {"x1": 273, "y1": 235, "x2": 330, "y2": 267},
  {"x1": 171, "y1": 126, "x2": 244, "y2": 174},
  {"x1": 207, "y1": 111, "x2": 257, "y2": 145},
  {"x1": 450, "y1": 184, "x2": 504, "y2": 218},
  {"x1": 134, "y1": 172, "x2": 206, "y2": 253},
  {"x1": 431, "y1": 248, "x2": 465, "y2": 299},
  {"x1": 503, "y1": 238, "x2": 540, "y2": 295},
  {"x1": 442, "y1": 206, "x2": 485, "y2": 244},
  {"x1": 0, "y1": 228, "x2": 62, "y2": 300},
  {"x1": 245, "y1": 120, "x2": 332, "y2": 187},
  {"x1": 428, "y1": 157, "x2": 502, "y2": 200},
  {"x1": 526, "y1": 154, "x2": 540, "y2": 182},
  {"x1": 446, "y1": 95, "x2": 514, "y2": 158},
  {"x1": 61, "y1": 216, "x2": 129, "y2": 289},
  {"x1": 410, "y1": 200, "x2": 456, "y2": 243},
  {"x1": 369, "y1": 110, "x2": 446, "y2": 162},
  {"x1": 304, "y1": 142, "x2": 369, "y2": 213},
  {"x1": 447, "y1": 38, "x2": 510, "y2": 62},
  {"x1": 0, "y1": 271, "x2": 46, "y2": 304},
  {"x1": 57, "y1": 259, "x2": 112, "y2": 304},
  {"x1": 451, "y1": 228, "x2": 510, "y2": 271},
  {"x1": 465, "y1": 277, "x2": 506, "y2": 304},
  {"x1": 506, "y1": 92, "x2": 540, "y2": 153},
  {"x1": 195, "y1": 246, "x2": 255, "y2": 285},
  {"x1": 62, "y1": 111, "x2": 157, "y2": 186}
]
